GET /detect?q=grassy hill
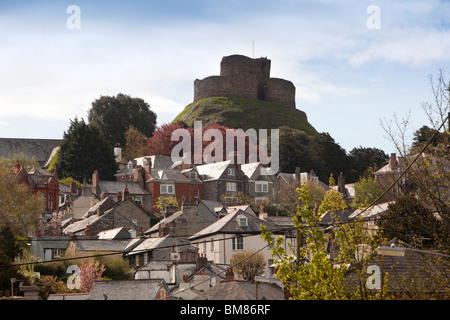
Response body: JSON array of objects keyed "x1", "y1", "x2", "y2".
[
  {"x1": 172, "y1": 96, "x2": 355, "y2": 184},
  {"x1": 173, "y1": 97, "x2": 319, "y2": 136}
]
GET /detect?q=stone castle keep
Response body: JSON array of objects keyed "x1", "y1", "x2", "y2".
[{"x1": 194, "y1": 54, "x2": 296, "y2": 110}]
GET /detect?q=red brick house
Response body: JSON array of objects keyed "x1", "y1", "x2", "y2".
[
  {"x1": 13, "y1": 160, "x2": 59, "y2": 213},
  {"x1": 115, "y1": 156, "x2": 203, "y2": 214}
]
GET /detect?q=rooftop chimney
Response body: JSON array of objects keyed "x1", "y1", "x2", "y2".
[
  {"x1": 225, "y1": 267, "x2": 234, "y2": 281},
  {"x1": 143, "y1": 157, "x2": 152, "y2": 180},
  {"x1": 159, "y1": 223, "x2": 170, "y2": 237},
  {"x1": 295, "y1": 167, "x2": 300, "y2": 183},
  {"x1": 389, "y1": 153, "x2": 398, "y2": 170},
  {"x1": 259, "y1": 202, "x2": 268, "y2": 220},
  {"x1": 338, "y1": 172, "x2": 345, "y2": 193},
  {"x1": 164, "y1": 204, "x2": 178, "y2": 219}
]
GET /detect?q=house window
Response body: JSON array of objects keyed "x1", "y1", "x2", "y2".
[
  {"x1": 232, "y1": 236, "x2": 244, "y2": 250},
  {"x1": 195, "y1": 189, "x2": 199, "y2": 197},
  {"x1": 189, "y1": 172, "x2": 197, "y2": 180},
  {"x1": 226, "y1": 182, "x2": 237, "y2": 192},
  {"x1": 255, "y1": 181, "x2": 268, "y2": 193},
  {"x1": 133, "y1": 196, "x2": 143, "y2": 205},
  {"x1": 160, "y1": 184, "x2": 175, "y2": 194},
  {"x1": 228, "y1": 168, "x2": 235, "y2": 176}
]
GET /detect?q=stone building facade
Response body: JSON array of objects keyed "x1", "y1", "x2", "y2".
[{"x1": 194, "y1": 54, "x2": 296, "y2": 110}]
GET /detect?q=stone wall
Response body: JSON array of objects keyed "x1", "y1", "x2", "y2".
[{"x1": 193, "y1": 54, "x2": 296, "y2": 110}]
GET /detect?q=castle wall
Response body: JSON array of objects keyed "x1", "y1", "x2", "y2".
[
  {"x1": 266, "y1": 78, "x2": 296, "y2": 110},
  {"x1": 194, "y1": 74, "x2": 260, "y2": 102}
]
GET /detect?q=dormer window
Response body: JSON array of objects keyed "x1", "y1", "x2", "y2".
[
  {"x1": 237, "y1": 215, "x2": 248, "y2": 227},
  {"x1": 189, "y1": 172, "x2": 197, "y2": 180}
]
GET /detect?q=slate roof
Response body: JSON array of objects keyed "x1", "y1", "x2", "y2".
[
  {"x1": 70, "y1": 238, "x2": 131, "y2": 252},
  {"x1": 89, "y1": 279, "x2": 172, "y2": 300},
  {"x1": 97, "y1": 180, "x2": 149, "y2": 195},
  {"x1": 32, "y1": 236, "x2": 71, "y2": 250},
  {"x1": 98, "y1": 227, "x2": 132, "y2": 239},
  {"x1": 348, "y1": 202, "x2": 391, "y2": 219},
  {"x1": 345, "y1": 247, "x2": 450, "y2": 295},
  {"x1": 196, "y1": 160, "x2": 231, "y2": 181},
  {"x1": 128, "y1": 234, "x2": 193, "y2": 256},
  {"x1": 81, "y1": 196, "x2": 116, "y2": 219},
  {"x1": 149, "y1": 168, "x2": 191, "y2": 182},
  {"x1": 145, "y1": 210, "x2": 183, "y2": 234},
  {"x1": 240, "y1": 162, "x2": 260, "y2": 179},
  {"x1": 189, "y1": 209, "x2": 283, "y2": 240},
  {"x1": 116, "y1": 155, "x2": 175, "y2": 177},
  {"x1": 0, "y1": 138, "x2": 62, "y2": 166},
  {"x1": 193, "y1": 280, "x2": 285, "y2": 300}
]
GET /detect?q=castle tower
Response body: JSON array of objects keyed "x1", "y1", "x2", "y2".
[{"x1": 193, "y1": 54, "x2": 296, "y2": 110}]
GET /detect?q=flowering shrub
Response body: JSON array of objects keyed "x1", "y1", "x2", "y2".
[{"x1": 79, "y1": 259, "x2": 105, "y2": 293}]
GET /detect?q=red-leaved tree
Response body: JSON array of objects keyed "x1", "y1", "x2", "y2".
[{"x1": 145, "y1": 122, "x2": 262, "y2": 164}]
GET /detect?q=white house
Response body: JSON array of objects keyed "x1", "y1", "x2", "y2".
[{"x1": 188, "y1": 209, "x2": 287, "y2": 277}]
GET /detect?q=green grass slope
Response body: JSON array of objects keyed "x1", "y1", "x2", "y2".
[{"x1": 173, "y1": 97, "x2": 319, "y2": 135}]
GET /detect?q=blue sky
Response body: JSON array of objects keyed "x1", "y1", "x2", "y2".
[{"x1": 1, "y1": 0, "x2": 449, "y2": 155}]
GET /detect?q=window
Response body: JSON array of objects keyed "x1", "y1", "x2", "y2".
[
  {"x1": 226, "y1": 182, "x2": 237, "y2": 192},
  {"x1": 160, "y1": 184, "x2": 175, "y2": 194},
  {"x1": 195, "y1": 189, "x2": 200, "y2": 197},
  {"x1": 189, "y1": 172, "x2": 197, "y2": 180},
  {"x1": 232, "y1": 236, "x2": 244, "y2": 250},
  {"x1": 228, "y1": 168, "x2": 235, "y2": 176},
  {"x1": 133, "y1": 196, "x2": 143, "y2": 205},
  {"x1": 255, "y1": 181, "x2": 268, "y2": 193},
  {"x1": 237, "y1": 216, "x2": 248, "y2": 227}
]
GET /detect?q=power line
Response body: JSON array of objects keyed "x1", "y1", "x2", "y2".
[{"x1": 0, "y1": 233, "x2": 274, "y2": 269}]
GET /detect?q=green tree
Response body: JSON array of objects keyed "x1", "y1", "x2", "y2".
[
  {"x1": 376, "y1": 194, "x2": 445, "y2": 249},
  {"x1": 262, "y1": 184, "x2": 387, "y2": 300},
  {"x1": 88, "y1": 93, "x2": 157, "y2": 147},
  {"x1": 56, "y1": 118, "x2": 118, "y2": 182},
  {"x1": 122, "y1": 125, "x2": 146, "y2": 162},
  {"x1": 347, "y1": 147, "x2": 389, "y2": 181},
  {"x1": 351, "y1": 175, "x2": 383, "y2": 209},
  {"x1": 0, "y1": 164, "x2": 45, "y2": 236},
  {"x1": 0, "y1": 224, "x2": 21, "y2": 291}
]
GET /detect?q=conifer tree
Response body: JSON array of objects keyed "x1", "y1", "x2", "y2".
[{"x1": 56, "y1": 118, "x2": 118, "y2": 182}]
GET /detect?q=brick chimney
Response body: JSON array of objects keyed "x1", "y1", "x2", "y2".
[
  {"x1": 225, "y1": 267, "x2": 234, "y2": 281},
  {"x1": 196, "y1": 254, "x2": 208, "y2": 271},
  {"x1": 92, "y1": 170, "x2": 100, "y2": 197},
  {"x1": 143, "y1": 157, "x2": 152, "y2": 180},
  {"x1": 338, "y1": 172, "x2": 345, "y2": 193},
  {"x1": 389, "y1": 153, "x2": 398, "y2": 170},
  {"x1": 159, "y1": 223, "x2": 170, "y2": 237},
  {"x1": 123, "y1": 188, "x2": 129, "y2": 199},
  {"x1": 259, "y1": 202, "x2": 268, "y2": 220}
]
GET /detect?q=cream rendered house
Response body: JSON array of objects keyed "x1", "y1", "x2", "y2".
[{"x1": 188, "y1": 209, "x2": 287, "y2": 277}]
